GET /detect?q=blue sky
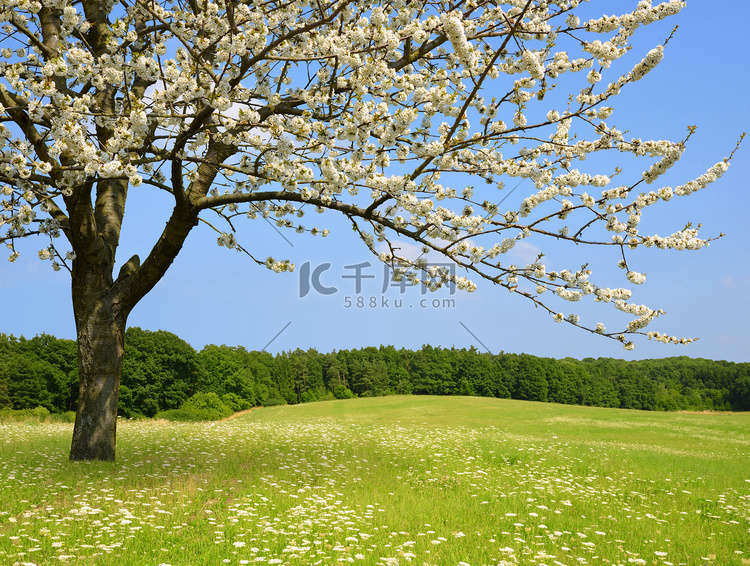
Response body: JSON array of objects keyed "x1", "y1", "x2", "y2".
[{"x1": 2, "y1": 1, "x2": 749, "y2": 362}]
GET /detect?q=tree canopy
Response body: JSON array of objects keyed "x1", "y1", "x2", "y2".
[{"x1": 0, "y1": 0, "x2": 741, "y2": 459}]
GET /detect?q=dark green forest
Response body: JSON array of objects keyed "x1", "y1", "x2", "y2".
[{"x1": 1, "y1": 328, "x2": 749, "y2": 418}]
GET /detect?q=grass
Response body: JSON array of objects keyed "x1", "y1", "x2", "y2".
[{"x1": 1, "y1": 396, "x2": 748, "y2": 565}]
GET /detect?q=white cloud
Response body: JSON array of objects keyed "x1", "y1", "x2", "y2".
[{"x1": 506, "y1": 240, "x2": 542, "y2": 266}]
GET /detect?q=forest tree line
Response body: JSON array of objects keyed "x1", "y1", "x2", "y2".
[{"x1": 1, "y1": 328, "x2": 749, "y2": 418}]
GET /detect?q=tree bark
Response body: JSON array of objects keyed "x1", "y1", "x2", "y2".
[
  {"x1": 68, "y1": 288, "x2": 126, "y2": 462},
  {"x1": 65, "y1": 191, "x2": 200, "y2": 461}
]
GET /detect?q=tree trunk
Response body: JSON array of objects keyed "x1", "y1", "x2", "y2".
[
  {"x1": 64, "y1": 192, "x2": 199, "y2": 461},
  {"x1": 69, "y1": 291, "x2": 126, "y2": 462}
]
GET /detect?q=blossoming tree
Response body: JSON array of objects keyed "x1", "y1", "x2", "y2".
[{"x1": 0, "y1": 0, "x2": 741, "y2": 460}]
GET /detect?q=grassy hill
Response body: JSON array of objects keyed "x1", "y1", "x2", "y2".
[{"x1": 1, "y1": 396, "x2": 748, "y2": 565}]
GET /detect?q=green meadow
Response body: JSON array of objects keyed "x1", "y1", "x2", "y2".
[{"x1": 1, "y1": 396, "x2": 748, "y2": 566}]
